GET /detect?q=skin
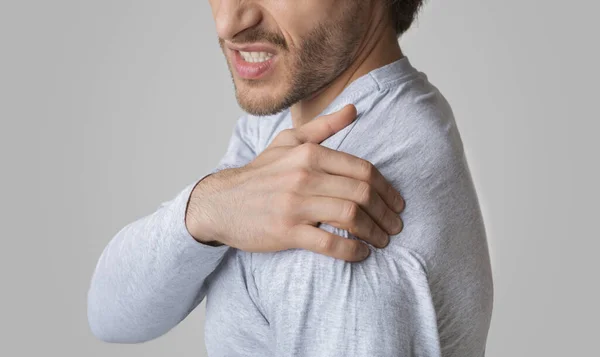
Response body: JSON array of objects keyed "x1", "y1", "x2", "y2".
[
  {"x1": 187, "y1": 0, "x2": 406, "y2": 261},
  {"x1": 210, "y1": 0, "x2": 403, "y2": 126}
]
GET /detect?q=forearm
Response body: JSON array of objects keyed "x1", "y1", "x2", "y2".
[
  {"x1": 185, "y1": 167, "x2": 245, "y2": 247},
  {"x1": 87, "y1": 176, "x2": 230, "y2": 343}
]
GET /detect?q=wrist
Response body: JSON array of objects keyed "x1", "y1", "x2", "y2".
[{"x1": 185, "y1": 174, "x2": 224, "y2": 246}]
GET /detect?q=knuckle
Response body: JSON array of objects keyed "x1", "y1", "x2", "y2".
[
  {"x1": 360, "y1": 160, "x2": 376, "y2": 182},
  {"x1": 288, "y1": 168, "x2": 312, "y2": 189},
  {"x1": 295, "y1": 142, "x2": 318, "y2": 165},
  {"x1": 341, "y1": 201, "x2": 359, "y2": 223},
  {"x1": 356, "y1": 182, "x2": 373, "y2": 206},
  {"x1": 275, "y1": 192, "x2": 300, "y2": 216},
  {"x1": 316, "y1": 234, "x2": 335, "y2": 253}
]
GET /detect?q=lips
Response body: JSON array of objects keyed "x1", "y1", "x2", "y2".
[{"x1": 229, "y1": 47, "x2": 277, "y2": 80}]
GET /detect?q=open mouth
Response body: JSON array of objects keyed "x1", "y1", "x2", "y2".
[
  {"x1": 238, "y1": 50, "x2": 274, "y2": 63},
  {"x1": 232, "y1": 49, "x2": 277, "y2": 80}
]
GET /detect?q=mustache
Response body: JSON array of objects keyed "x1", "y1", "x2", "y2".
[{"x1": 219, "y1": 28, "x2": 288, "y2": 51}]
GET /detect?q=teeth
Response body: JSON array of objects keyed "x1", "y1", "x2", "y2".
[{"x1": 239, "y1": 51, "x2": 274, "y2": 63}]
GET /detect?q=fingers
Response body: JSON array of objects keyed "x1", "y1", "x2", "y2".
[
  {"x1": 295, "y1": 104, "x2": 357, "y2": 144},
  {"x1": 307, "y1": 145, "x2": 405, "y2": 214},
  {"x1": 269, "y1": 104, "x2": 357, "y2": 147},
  {"x1": 292, "y1": 171, "x2": 403, "y2": 237},
  {"x1": 297, "y1": 195, "x2": 392, "y2": 249},
  {"x1": 288, "y1": 224, "x2": 371, "y2": 262}
]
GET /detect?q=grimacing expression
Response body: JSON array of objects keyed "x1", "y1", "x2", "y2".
[{"x1": 209, "y1": 0, "x2": 369, "y2": 116}]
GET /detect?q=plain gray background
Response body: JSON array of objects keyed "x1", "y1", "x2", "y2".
[{"x1": 1, "y1": 0, "x2": 598, "y2": 356}]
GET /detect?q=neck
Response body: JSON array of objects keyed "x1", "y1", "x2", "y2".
[{"x1": 289, "y1": 26, "x2": 403, "y2": 128}]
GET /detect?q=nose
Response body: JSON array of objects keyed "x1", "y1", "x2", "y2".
[{"x1": 213, "y1": 0, "x2": 262, "y2": 41}]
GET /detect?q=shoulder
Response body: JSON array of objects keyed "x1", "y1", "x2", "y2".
[
  {"x1": 341, "y1": 74, "x2": 487, "y2": 267},
  {"x1": 343, "y1": 72, "x2": 467, "y2": 188}
]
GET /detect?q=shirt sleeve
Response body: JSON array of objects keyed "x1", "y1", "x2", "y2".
[{"x1": 87, "y1": 114, "x2": 257, "y2": 343}]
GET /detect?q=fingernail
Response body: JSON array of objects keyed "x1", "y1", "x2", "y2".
[
  {"x1": 395, "y1": 217, "x2": 403, "y2": 232},
  {"x1": 381, "y1": 233, "x2": 390, "y2": 248},
  {"x1": 361, "y1": 244, "x2": 371, "y2": 258},
  {"x1": 395, "y1": 195, "x2": 405, "y2": 212}
]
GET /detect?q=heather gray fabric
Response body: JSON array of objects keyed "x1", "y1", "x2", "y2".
[{"x1": 87, "y1": 56, "x2": 494, "y2": 356}]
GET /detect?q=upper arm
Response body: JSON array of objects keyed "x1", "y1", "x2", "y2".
[
  {"x1": 87, "y1": 114, "x2": 259, "y2": 343},
  {"x1": 426, "y1": 231, "x2": 494, "y2": 357}
]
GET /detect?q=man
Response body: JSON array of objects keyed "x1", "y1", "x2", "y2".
[{"x1": 88, "y1": 0, "x2": 494, "y2": 356}]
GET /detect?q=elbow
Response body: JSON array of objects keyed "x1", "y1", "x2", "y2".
[
  {"x1": 87, "y1": 319, "x2": 135, "y2": 344},
  {"x1": 87, "y1": 288, "x2": 164, "y2": 344},
  {"x1": 87, "y1": 303, "x2": 145, "y2": 344},
  {"x1": 87, "y1": 305, "x2": 164, "y2": 344}
]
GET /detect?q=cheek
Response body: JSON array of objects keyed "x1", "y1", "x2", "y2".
[{"x1": 267, "y1": 2, "x2": 329, "y2": 50}]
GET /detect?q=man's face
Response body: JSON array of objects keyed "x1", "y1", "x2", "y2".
[{"x1": 208, "y1": 0, "x2": 368, "y2": 116}]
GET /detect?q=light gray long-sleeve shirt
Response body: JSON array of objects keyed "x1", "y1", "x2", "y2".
[{"x1": 87, "y1": 56, "x2": 494, "y2": 356}]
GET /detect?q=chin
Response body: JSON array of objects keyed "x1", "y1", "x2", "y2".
[
  {"x1": 238, "y1": 101, "x2": 288, "y2": 117},
  {"x1": 235, "y1": 89, "x2": 290, "y2": 116}
]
